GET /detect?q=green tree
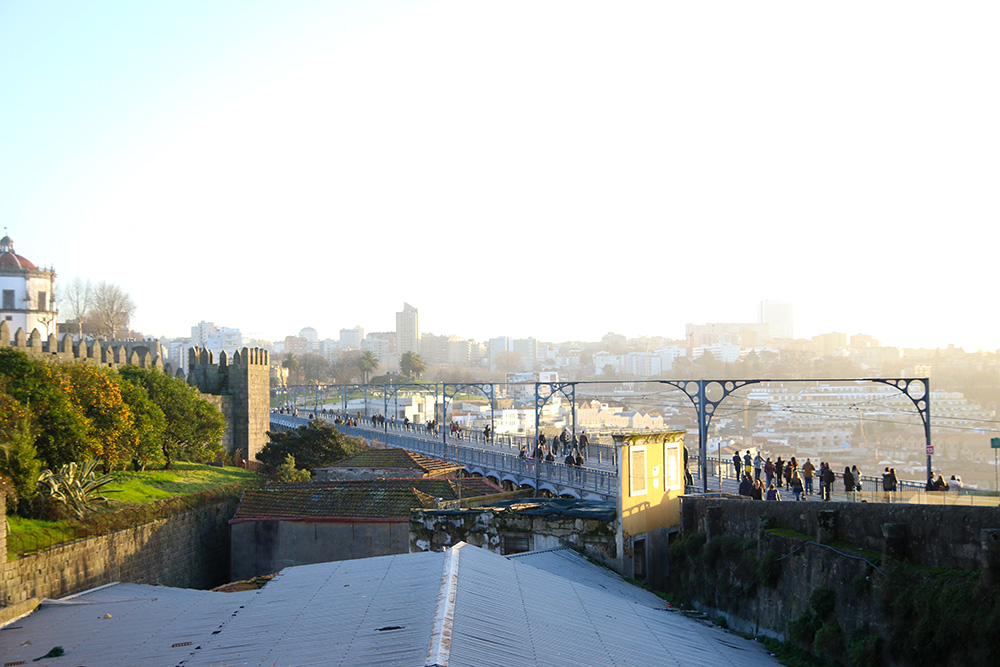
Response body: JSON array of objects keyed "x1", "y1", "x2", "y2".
[
  {"x1": 0, "y1": 387, "x2": 42, "y2": 509},
  {"x1": 258, "y1": 419, "x2": 366, "y2": 470},
  {"x1": 0, "y1": 348, "x2": 89, "y2": 468},
  {"x1": 118, "y1": 367, "x2": 225, "y2": 469},
  {"x1": 115, "y1": 374, "x2": 166, "y2": 470},
  {"x1": 400, "y1": 351, "x2": 427, "y2": 380},
  {"x1": 59, "y1": 363, "x2": 138, "y2": 469},
  {"x1": 281, "y1": 353, "x2": 300, "y2": 385},
  {"x1": 275, "y1": 454, "x2": 311, "y2": 482},
  {"x1": 357, "y1": 350, "x2": 379, "y2": 383}
]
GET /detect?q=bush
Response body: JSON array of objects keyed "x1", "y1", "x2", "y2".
[
  {"x1": 848, "y1": 630, "x2": 884, "y2": 667},
  {"x1": 759, "y1": 548, "x2": 781, "y2": 588},
  {"x1": 810, "y1": 587, "x2": 836, "y2": 619},
  {"x1": 276, "y1": 454, "x2": 311, "y2": 483},
  {"x1": 787, "y1": 611, "x2": 820, "y2": 647},
  {"x1": 813, "y1": 621, "x2": 844, "y2": 661}
]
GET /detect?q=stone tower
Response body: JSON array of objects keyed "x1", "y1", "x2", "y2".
[{"x1": 188, "y1": 346, "x2": 270, "y2": 462}]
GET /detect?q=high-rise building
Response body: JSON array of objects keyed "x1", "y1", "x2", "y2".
[
  {"x1": 340, "y1": 326, "x2": 364, "y2": 349},
  {"x1": 512, "y1": 338, "x2": 538, "y2": 372},
  {"x1": 759, "y1": 301, "x2": 793, "y2": 340},
  {"x1": 395, "y1": 303, "x2": 420, "y2": 355}
]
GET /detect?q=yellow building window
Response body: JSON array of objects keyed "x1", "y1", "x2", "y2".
[{"x1": 629, "y1": 446, "x2": 647, "y2": 496}]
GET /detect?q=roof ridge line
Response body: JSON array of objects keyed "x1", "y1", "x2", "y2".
[{"x1": 425, "y1": 543, "x2": 465, "y2": 667}]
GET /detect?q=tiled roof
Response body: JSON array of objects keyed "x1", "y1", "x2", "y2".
[
  {"x1": 325, "y1": 448, "x2": 463, "y2": 476},
  {"x1": 234, "y1": 478, "x2": 503, "y2": 521}
]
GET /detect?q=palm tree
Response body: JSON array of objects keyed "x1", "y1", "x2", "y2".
[
  {"x1": 357, "y1": 350, "x2": 379, "y2": 384},
  {"x1": 400, "y1": 351, "x2": 427, "y2": 380},
  {"x1": 281, "y1": 353, "x2": 300, "y2": 385}
]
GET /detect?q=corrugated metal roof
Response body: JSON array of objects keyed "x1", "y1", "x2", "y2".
[{"x1": 0, "y1": 546, "x2": 779, "y2": 666}]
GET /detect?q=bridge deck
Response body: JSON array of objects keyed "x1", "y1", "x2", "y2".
[{"x1": 269, "y1": 414, "x2": 620, "y2": 499}]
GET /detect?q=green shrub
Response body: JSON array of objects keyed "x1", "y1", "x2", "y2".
[
  {"x1": 848, "y1": 630, "x2": 884, "y2": 667},
  {"x1": 810, "y1": 587, "x2": 836, "y2": 619},
  {"x1": 813, "y1": 621, "x2": 844, "y2": 661},
  {"x1": 759, "y1": 548, "x2": 781, "y2": 588},
  {"x1": 787, "y1": 611, "x2": 820, "y2": 646}
]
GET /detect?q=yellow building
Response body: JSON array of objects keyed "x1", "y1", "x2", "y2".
[{"x1": 615, "y1": 430, "x2": 686, "y2": 590}]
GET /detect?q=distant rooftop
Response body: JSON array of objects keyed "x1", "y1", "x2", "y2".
[
  {"x1": 319, "y1": 447, "x2": 464, "y2": 476},
  {"x1": 233, "y1": 478, "x2": 505, "y2": 522}
]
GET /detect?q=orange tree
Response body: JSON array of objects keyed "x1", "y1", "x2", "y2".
[
  {"x1": 58, "y1": 363, "x2": 139, "y2": 469},
  {"x1": 117, "y1": 366, "x2": 225, "y2": 469},
  {"x1": 0, "y1": 349, "x2": 89, "y2": 468},
  {"x1": 115, "y1": 373, "x2": 166, "y2": 470}
]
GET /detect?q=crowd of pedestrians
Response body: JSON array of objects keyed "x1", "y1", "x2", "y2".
[{"x1": 734, "y1": 450, "x2": 880, "y2": 503}]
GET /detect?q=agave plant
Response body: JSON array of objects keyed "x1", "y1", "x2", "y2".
[{"x1": 37, "y1": 460, "x2": 115, "y2": 518}]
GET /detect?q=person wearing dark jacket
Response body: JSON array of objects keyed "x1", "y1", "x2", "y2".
[
  {"x1": 739, "y1": 475, "x2": 752, "y2": 497},
  {"x1": 821, "y1": 462, "x2": 836, "y2": 501}
]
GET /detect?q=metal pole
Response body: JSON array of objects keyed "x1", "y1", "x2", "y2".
[
  {"x1": 924, "y1": 382, "x2": 933, "y2": 485},
  {"x1": 534, "y1": 383, "x2": 541, "y2": 494},
  {"x1": 698, "y1": 380, "x2": 709, "y2": 494}
]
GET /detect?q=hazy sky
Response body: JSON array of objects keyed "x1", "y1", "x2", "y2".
[{"x1": 3, "y1": 1, "x2": 998, "y2": 350}]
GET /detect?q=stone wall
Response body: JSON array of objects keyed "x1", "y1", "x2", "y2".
[
  {"x1": 1, "y1": 497, "x2": 239, "y2": 607},
  {"x1": 682, "y1": 497, "x2": 999, "y2": 571},
  {"x1": 410, "y1": 508, "x2": 619, "y2": 571},
  {"x1": 187, "y1": 347, "x2": 270, "y2": 461},
  {"x1": 230, "y1": 519, "x2": 409, "y2": 581},
  {"x1": 0, "y1": 322, "x2": 166, "y2": 372},
  {"x1": 670, "y1": 497, "x2": 1000, "y2": 664}
]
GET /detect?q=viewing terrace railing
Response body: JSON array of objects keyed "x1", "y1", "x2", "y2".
[
  {"x1": 702, "y1": 459, "x2": 999, "y2": 506},
  {"x1": 270, "y1": 414, "x2": 620, "y2": 498}
]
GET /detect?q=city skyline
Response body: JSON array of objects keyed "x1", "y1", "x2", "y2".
[{"x1": 3, "y1": 2, "x2": 998, "y2": 352}]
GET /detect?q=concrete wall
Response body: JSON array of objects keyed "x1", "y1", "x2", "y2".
[
  {"x1": 1, "y1": 498, "x2": 238, "y2": 607},
  {"x1": 229, "y1": 519, "x2": 409, "y2": 581}
]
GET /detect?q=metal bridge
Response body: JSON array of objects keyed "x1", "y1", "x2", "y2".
[
  {"x1": 269, "y1": 413, "x2": 621, "y2": 500},
  {"x1": 273, "y1": 377, "x2": 934, "y2": 495}
]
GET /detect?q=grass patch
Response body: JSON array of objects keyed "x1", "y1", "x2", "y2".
[
  {"x1": 7, "y1": 462, "x2": 260, "y2": 559},
  {"x1": 102, "y1": 462, "x2": 259, "y2": 505}
]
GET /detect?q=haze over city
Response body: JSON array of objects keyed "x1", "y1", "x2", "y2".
[{"x1": 3, "y1": 1, "x2": 998, "y2": 350}]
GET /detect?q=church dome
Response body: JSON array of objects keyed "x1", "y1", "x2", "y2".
[{"x1": 0, "y1": 235, "x2": 38, "y2": 271}]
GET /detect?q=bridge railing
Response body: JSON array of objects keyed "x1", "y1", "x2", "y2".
[
  {"x1": 271, "y1": 411, "x2": 618, "y2": 463},
  {"x1": 269, "y1": 413, "x2": 619, "y2": 497}
]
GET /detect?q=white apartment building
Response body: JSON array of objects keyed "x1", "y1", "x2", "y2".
[
  {"x1": 340, "y1": 326, "x2": 364, "y2": 349},
  {"x1": 395, "y1": 303, "x2": 420, "y2": 355},
  {"x1": 759, "y1": 300, "x2": 793, "y2": 340}
]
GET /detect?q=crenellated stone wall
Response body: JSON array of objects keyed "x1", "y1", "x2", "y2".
[
  {"x1": 0, "y1": 322, "x2": 166, "y2": 371},
  {"x1": 187, "y1": 347, "x2": 270, "y2": 462}
]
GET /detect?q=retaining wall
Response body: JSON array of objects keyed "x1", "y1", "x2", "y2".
[{"x1": 1, "y1": 497, "x2": 239, "y2": 607}]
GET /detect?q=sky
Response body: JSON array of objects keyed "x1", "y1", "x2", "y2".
[{"x1": 2, "y1": 1, "x2": 998, "y2": 351}]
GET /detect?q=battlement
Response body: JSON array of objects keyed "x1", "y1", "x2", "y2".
[
  {"x1": 187, "y1": 346, "x2": 270, "y2": 461},
  {"x1": 0, "y1": 322, "x2": 166, "y2": 372}
]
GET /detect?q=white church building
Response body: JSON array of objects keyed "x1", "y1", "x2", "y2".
[{"x1": 0, "y1": 233, "x2": 58, "y2": 338}]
